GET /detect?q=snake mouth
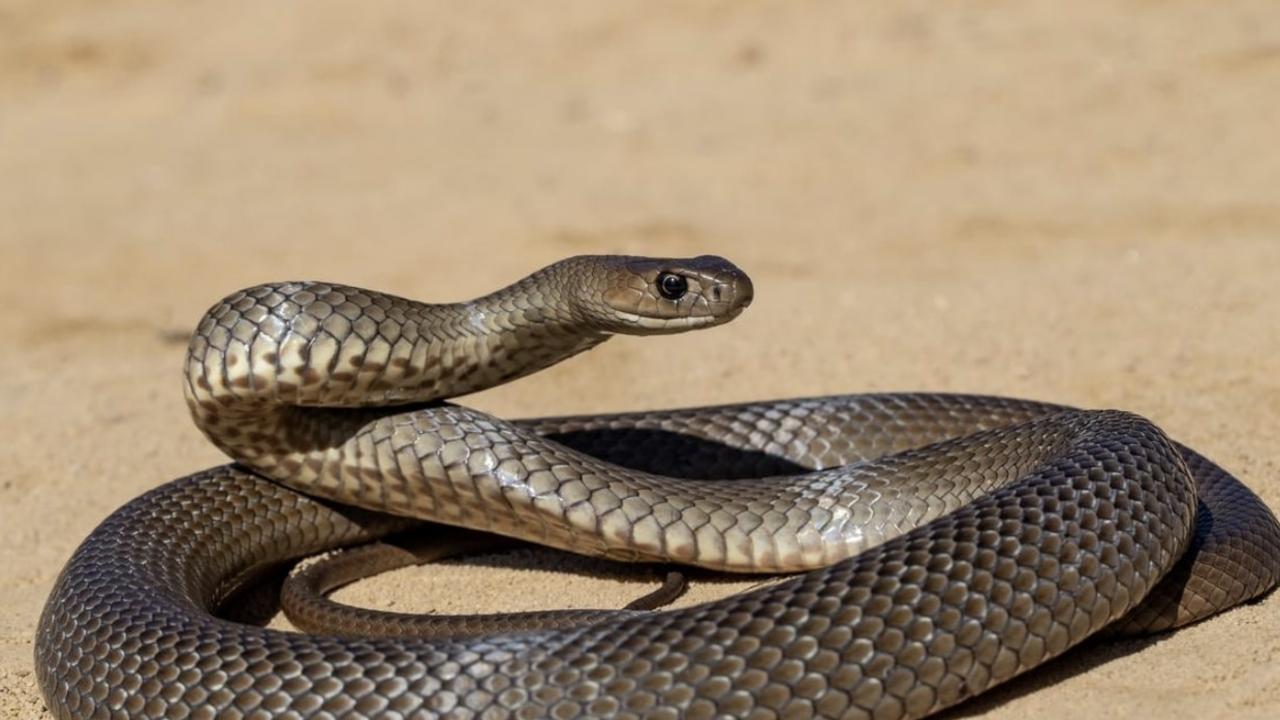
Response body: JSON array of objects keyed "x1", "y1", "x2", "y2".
[{"x1": 609, "y1": 308, "x2": 747, "y2": 332}]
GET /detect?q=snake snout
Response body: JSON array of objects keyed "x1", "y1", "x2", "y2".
[{"x1": 703, "y1": 256, "x2": 753, "y2": 313}]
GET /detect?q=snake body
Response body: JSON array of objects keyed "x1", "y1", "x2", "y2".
[{"x1": 35, "y1": 255, "x2": 1280, "y2": 719}]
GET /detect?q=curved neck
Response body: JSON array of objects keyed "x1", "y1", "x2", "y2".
[
  {"x1": 183, "y1": 274, "x2": 616, "y2": 478},
  {"x1": 423, "y1": 268, "x2": 607, "y2": 398},
  {"x1": 429, "y1": 297, "x2": 609, "y2": 399}
]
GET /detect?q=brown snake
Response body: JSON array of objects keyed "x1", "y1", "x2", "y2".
[{"x1": 35, "y1": 255, "x2": 1280, "y2": 719}]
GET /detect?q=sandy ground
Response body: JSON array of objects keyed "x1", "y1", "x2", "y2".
[{"x1": 3, "y1": 1, "x2": 1280, "y2": 717}]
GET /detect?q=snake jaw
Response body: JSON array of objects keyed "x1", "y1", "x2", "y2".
[{"x1": 605, "y1": 309, "x2": 746, "y2": 332}]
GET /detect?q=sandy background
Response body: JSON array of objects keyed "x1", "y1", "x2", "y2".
[{"x1": 3, "y1": 1, "x2": 1280, "y2": 717}]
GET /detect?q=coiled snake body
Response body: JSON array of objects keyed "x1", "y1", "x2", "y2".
[{"x1": 35, "y1": 255, "x2": 1280, "y2": 719}]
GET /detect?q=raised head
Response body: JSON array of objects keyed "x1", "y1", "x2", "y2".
[{"x1": 554, "y1": 255, "x2": 754, "y2": 334}]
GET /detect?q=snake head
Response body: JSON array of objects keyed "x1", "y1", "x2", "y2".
[{"x1": 571, "y1": 255, "x2": 753, "y2": 334}]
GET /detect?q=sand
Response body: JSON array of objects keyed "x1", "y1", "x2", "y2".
[{"x1": 3, "y1": 1, "x2": 1279, "y2": 717}]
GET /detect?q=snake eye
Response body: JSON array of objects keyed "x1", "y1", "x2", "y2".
[{"x1": 656, "y1": 272, "x2": 688, "y2": 300}]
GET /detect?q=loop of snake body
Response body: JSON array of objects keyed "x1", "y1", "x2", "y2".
[{"x1": 35, "y1": 255, "x2": 1280, "y2": 719}]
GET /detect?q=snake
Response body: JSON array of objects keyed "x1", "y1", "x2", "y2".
[{"x1": 35, "y1": 254, "x2": 1280, "y2": 719}]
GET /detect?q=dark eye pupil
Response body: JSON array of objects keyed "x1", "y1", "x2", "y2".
[{"x1": 657, "y1": 273, "x2": 688, "y2": 300}]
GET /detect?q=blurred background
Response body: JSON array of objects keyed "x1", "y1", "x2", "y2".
[{"x1": 2, "y1": 2, "x2": 1278, "y2": 717}]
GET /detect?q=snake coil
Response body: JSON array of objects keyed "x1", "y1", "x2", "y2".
[{"x1": 36, "y1": 255, "x2": 1280, "y2": 719}]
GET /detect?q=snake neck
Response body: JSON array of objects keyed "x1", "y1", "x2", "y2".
[{"x1": 183, "y1": 279, "x2": 609, "y2": 472}]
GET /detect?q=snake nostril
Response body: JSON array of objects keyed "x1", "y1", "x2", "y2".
[{"x1": 711, "y1": 286, "x2": 722, "y2": 302}]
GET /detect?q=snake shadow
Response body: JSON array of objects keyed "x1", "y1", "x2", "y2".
[{"x1": 542, "y1": 427, "x2": 815, "y2": 479}]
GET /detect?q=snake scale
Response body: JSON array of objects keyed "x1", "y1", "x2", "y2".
[{"x1": 35, "y1": 255, "x2": 1280, "y2": 719}]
